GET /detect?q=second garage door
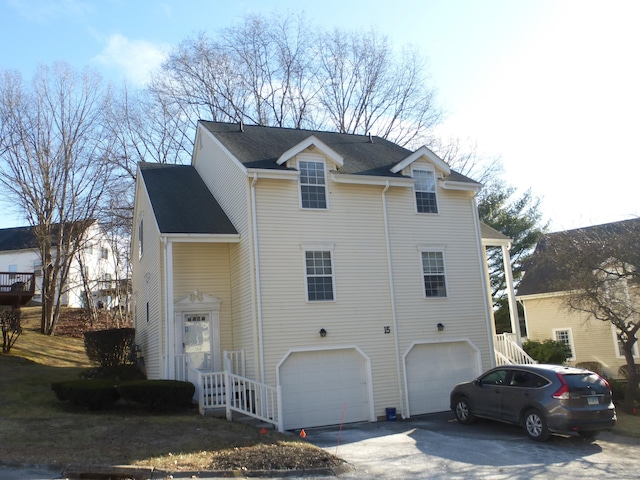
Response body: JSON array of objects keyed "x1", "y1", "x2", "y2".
[
  {"x1": 405, "y1": 341, "x2": 480, "y2": 416},
  {"x1": 279, "y1": 348, "x2": 370, "y2": 430}
]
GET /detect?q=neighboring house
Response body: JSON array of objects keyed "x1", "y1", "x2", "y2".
[
  {"x1": 132, "y1": 120, "x2": 497, "y2": 431},
  {"x1": 0, "y1": 221, "x2": 122, "y2": 309},
  {"x1": 517, "y1": 218, "x2": 640, "y2": 378}
]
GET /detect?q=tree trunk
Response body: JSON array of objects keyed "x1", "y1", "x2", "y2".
[{"x1": 623, "y1": 351, "x2": 638, "y2": 414}]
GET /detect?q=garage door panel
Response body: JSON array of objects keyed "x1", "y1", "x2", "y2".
[
  {"x1": 280, "y1": 349, "x2": 369, "y2": 430},
  {"x1": 406, "y1": 342, "x2": 479, "y2": 416}
]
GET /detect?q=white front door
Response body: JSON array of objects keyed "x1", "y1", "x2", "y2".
[{"x1": 182, "y1": 313, "x2": 213, "y2": 370}]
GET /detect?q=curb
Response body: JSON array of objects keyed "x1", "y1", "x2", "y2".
[{"x1": 60, "y1": 462, "x2": 353, "y2": 479}]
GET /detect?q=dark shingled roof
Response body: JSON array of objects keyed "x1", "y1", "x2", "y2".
[
  {"x1": 139, "y1": 163, "x2": 237, "y2": 235},
  {"x1": 0, "y1": 226, "x2": 39, "y2": 251},
  {"x1": 200, "y1": 121, "x2": 479, "y2": 184},
  {"x1": 517, "y1": 218, "x2": 640, "y2": 297}
]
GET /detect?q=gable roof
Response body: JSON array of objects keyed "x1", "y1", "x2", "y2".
[
  {"x1": 199, "y1": 121, "x2": 479, "y2": 185},
  {"x1": 0, "y1": 226, "x2": 39, "y2": 252},
  {"x1": 517, "y1": 217, "x2": 640, "y2": 297},
  {"x1": 139, "y1": 163, "x2": 238, "y2": 236}
]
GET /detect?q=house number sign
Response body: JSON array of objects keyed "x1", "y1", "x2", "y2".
[{"x1": 384, "y1": 326, "x2": 391, "y2": 334}]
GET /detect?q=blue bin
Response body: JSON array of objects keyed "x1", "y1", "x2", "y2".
[{"x1": 385, "y1": 407, "x2": 397, "y2": 421}]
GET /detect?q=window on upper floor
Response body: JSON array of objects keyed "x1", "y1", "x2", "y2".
[
  {"x1": 413, "y1": 168, "x2": 438, "y2": 214},
  {"x1": 86, "y1": 243, "x2": 93, "y2": 255},
  {"x1": 100, "y1": 247, "x2": 109, "y2": 260},
  {"x1": 138, "y1": 218, "x2": 144, "y2": 260},
  {"x1": 421, "y1": 250, "x2": 447, "y2": 298},
  {"x1": 299, "y1": 159, "x2": 327, "y2": 209},
  {"x1": 305, "y1": 250, "x2": 335, "y2": 301},
  {"x1": 553, "y1": 328, "x2": 575, "y2": 360}
]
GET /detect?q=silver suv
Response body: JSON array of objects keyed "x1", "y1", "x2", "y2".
[{"x1": 450, "y1": 364, "x2": 616, "y2": 441}]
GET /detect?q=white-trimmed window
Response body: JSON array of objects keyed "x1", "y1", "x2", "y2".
[
  {"x1": 304, "y1": 250, "x2": 335, "y2": 301},
  {"x1": 421, "y1": 250, "x2": 447, "y2": 298},
  {"x1": 611, "y1": 325, "x2": 639, "y2": 358},
  {"x1": 413, "y1": 167, "x2": 438, "y2": 214},
  {"x1": 553, "y1": 328, "x2": 575, "y2": 360},
  {"x1": 299, "y1": 158, "x2": 327, "y2": 209}
]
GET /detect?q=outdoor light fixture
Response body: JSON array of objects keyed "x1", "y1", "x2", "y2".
[
  {"x1": 319, "y1": 328, "x2": 327, "y2": 337},
  {"x1": 437, "y1": 323, "x2": 445, "y2": 332}
]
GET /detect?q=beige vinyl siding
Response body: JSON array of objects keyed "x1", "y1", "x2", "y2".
[
  {"x1": 131, "y1": 177, "x2": 164, "y2": 379},
  {"x1": 522, "y1": 295, "x2": 635, "y2": 378},
  {"x1": 252, "y1": 156, "x2": 491, "y2": 417},
  {"x1": 172, "y1": 243, "x2": 233, "y2": 351},
  {"x1": 193, "y1": 127, "x2": 258, "y2": 379}
]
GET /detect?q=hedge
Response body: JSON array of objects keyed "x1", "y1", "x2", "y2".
[{"x1": 117, "y1": 380, "x2": 195, "y2": 411}]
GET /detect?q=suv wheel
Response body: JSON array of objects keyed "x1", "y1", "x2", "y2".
[
  {"x1": 453, "y1": 396, "x2": 476, "y2": 424},
  {"x1": 523, "y1": 409, "x2": 551, "y2": 441}
]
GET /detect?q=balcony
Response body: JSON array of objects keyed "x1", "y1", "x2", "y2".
[{"x1": 0, "y1": 272, "x2": 36, "y2": 307}]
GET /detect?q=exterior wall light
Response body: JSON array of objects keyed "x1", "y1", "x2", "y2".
[
  {"x1": 437, "y1": 323, "x2": 444, "y2": 332},
  {"x1": 319, "y1": 328, "x2": 327, "y2": 337}
]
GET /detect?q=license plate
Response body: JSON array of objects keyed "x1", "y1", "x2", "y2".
[{"x1": 587, "y1": 396, "x2": 599, "y2": 405}]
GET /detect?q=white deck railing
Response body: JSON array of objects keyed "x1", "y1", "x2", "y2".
[{"x1": 493, "y1": 333, "x2": 536, "y2": 365}]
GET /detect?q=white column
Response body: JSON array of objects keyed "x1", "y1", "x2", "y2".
[{"x1": 502, "y1": 245, "x2": 521, "y2": 344}]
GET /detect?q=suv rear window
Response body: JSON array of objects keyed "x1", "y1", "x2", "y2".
[{"x1": 561, "y1": 373, "x2": 609, "y2": 393}]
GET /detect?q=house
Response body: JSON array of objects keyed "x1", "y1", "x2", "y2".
[
  {"x1": 131, "y1": 121, "x2": 499, "y2": 431},
  {"x1": 517, "y1": 218, "x2": 640, "y2": 378},
  {"x1": 0, "y1": 221, "x2": 122, "y2": 309}
]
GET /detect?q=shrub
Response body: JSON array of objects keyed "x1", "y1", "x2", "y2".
[
  {"x1": 618, "y1": 364, "x2": 640, "y2": 381},
  {"x1": 81, "y1": 364, "x2": 146, "y2": 381},
  {"x1": 51, "y1": 379, "x2": 120, "y2": 410},
  {"x1": 575, "y1": 361, "x2": 605, "y2": 377},
  {"x1": 118, "y1": 380, "x2": 195, "y2": 411},
  {"x1": 84, "y1": 328, "x2": 135, "y2": 368},
  {"x1": 522, "y1": 339, "x2": 572, "y2": 364}
]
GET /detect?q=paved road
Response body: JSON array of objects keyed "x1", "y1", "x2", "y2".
[{"x1": 3, "y1": 412, "x2": 640, "y2": 479}]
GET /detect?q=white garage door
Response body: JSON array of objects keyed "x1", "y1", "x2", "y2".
[
  {"x1": 280, "y1": 349, "x2": 370, "y2": 430},
  {"x1": 405, "y1": 341, "x2": 479, "y2": 416}
]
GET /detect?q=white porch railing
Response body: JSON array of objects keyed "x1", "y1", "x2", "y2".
[
  {"x1": 174, "y1": 350, "x2": 281, "y2": 432},
  {"x1": 494, "y1": 333, "x2": 536, "y2": 365}
]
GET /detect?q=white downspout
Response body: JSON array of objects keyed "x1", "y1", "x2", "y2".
[
  {"x1": 163, "y1": 237, "x2": 175, "y2": 379},
  {"x1": 382, "y1": 182, "x2": 406, "y2": 418},
  {"x1": 251, "y1": 173, "x2": 266, "y2": 384}
]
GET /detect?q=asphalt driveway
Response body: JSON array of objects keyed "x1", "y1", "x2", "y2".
[{"x1": 305, "y1": 412, "x2": 640, "y2": 479}]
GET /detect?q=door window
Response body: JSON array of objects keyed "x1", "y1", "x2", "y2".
[{"x1": 184, "y1": 314, "x2": 211, "y2": 369}]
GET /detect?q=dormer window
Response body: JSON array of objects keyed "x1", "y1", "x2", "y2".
[
  {"x1": 299, "y1": 157, "x2": 327, "y2": 209},
  {"x1": 413, "y1": 168, "x2": 438, "y2": 214}
]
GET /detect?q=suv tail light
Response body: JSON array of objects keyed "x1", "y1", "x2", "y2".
[{"x1": 552, "y1": 373, "x2": 570, "y2": 399}]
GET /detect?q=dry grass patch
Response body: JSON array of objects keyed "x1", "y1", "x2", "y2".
[{"x1": 0, "y1": 308, "x2": 342, "y2": 473}]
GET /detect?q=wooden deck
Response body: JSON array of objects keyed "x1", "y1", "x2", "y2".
[{"x1": 0, "y1": 272, "x2": 35, "y2": 307}]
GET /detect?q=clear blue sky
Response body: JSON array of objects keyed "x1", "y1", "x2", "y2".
[{"x1": 1, "y1": 0, "x2": 638, "y2": 231}]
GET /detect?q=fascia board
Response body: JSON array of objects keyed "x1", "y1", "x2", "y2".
[
  {"x1": 330, "y1": 172, "x2": 414, "y2": 187},
  {"x1": 246, "y1": 168, "x2": 299, "y2": 180},
  {"x1": 390, "y1": 146, "x2": 450, "y2": 175},
  {"x1": 440, "y1": 180, "x2": 483, "y2": 192},
  {"x1": 276, "y1": 135, "x2": 344, "y2": 167},
  {"x1": 161, "y1": 233, "x2": 241, "y2": 243}
]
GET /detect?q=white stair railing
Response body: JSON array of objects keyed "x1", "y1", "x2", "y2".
[{"x1": 494, "y1": 333, "x2": 536, "y2": 365}]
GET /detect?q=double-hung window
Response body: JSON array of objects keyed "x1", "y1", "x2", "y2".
[
  {"x1": 421, "y1": 251, "x2": 447, "y2": 297},
  {"x1": 413, "y1": 168, "x2": 438, "y2": 213},
  {"x1": 299, "y1": 158, "x2": 327, "y2": 209},
  {"x1": 553, "y1": 328, "x2": 575, "y2": 360},
  {"x1": 305, "y1": 250, "x2": 334, "y2": 301}
]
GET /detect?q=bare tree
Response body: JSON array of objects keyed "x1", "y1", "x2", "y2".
[
  {"x1": 0, "y1": 63, "x2": 115, "y2": 334},
  {"x1": 149, "y1": 13, "x2": 441, "y2": 146},
  {"x1": 541, "y1": 219, "x2": 640, "y2": 413},
  {"x1": 317, "y1": 29, "x2": 441, "y2": 146}
]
